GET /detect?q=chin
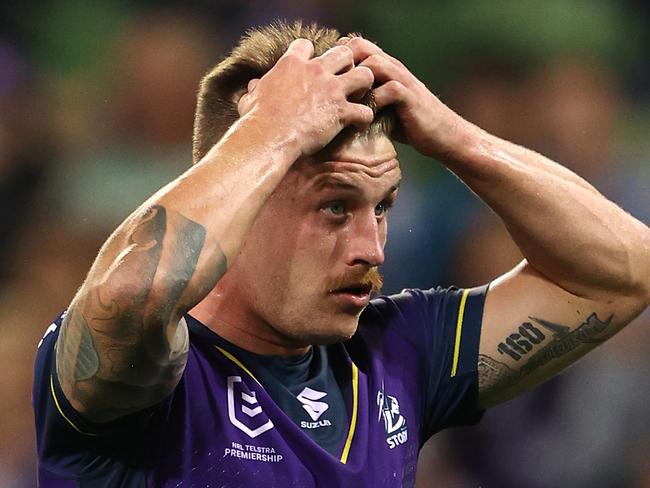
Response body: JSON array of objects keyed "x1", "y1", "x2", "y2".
[
  {"x1": 290, "y1": 319, "x2": 359, "y2": 346},
  {"x1": 313, "y1": 323, "x2": 359, "y2": 345}
]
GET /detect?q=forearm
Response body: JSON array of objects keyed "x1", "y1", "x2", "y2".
[
  {"x1": 443, "y1": 121, "x2": 650, "y2": 302},
  {"x1": 56, "y1": 116, "x2": 300, "y2": 421},
  {"x1": 93, "y1": 114, "x2": 299, "y2": 320}
]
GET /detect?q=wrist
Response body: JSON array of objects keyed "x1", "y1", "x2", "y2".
[
  {"x1": 434, "y1": 116, "x2": 497, "y2": 179},
  {"x1": 230, "y1": 110, "x2": 303, "y2": 167}
]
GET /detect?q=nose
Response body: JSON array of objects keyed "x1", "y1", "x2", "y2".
[{"x1": 344, "y1": 211, "x2": 386, "y2": 267}]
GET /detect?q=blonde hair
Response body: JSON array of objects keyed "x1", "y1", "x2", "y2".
[{"x1": 192, "y1": 20, "x2": 394, "y2": 163}]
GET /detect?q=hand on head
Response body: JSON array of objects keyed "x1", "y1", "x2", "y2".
[
  {"x1": 338, "y1": 36, "x2": 468, "y2": 160},
  {"x1": 236, "y1": 38, "x2": 377, "y2": 157},
  {"x1": 239, "y1": 35, "x2": 466, "y2": 161}
]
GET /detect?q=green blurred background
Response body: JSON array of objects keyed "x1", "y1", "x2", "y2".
[{"x1": 1, "y1": 1, "x2": 649, "y2": 486}]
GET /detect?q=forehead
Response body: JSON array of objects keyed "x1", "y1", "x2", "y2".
[{"x1": 290, "y1": 135, "x2": 401, "y2": 194}]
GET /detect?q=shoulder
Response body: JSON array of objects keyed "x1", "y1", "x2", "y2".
[
  {"x1": 359, "y1": 286, "x2": 468, "y2": 329},
  {"x1": 353, "y1": 285, "x2": 488, "y2": 364}
]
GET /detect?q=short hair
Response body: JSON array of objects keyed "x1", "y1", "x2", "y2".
[{"x1": 192, "y1": 20, "x2": 394, "y2": 163}]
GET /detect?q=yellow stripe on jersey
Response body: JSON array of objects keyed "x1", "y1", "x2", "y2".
[
  {"x1": 450, "y1": 289, "x2": 471, "y2": 378},
  {"x1": 215, "y1": 346, "x2": 263, "y2": 386},
  {"x1": 340, "y1": 362, "x2": 359, "y2": 464},
  {"x1": 50, "y1": 375, "x2": 96, "y2": 436}
]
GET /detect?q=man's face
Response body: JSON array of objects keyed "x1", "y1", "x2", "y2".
[{"x1": 227, "y1": 134, "x2": 401, "y2": 348}]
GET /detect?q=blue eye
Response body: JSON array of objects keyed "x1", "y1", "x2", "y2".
[
  {"x1": 324, "y1": 202, "x2": 346, "y2": 216},
  {"x1": 374, "y1": 202, "x2": 386, "y2": 217}
]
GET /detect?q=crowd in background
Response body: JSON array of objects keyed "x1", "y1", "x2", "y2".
[{"x1": 1, "y1": 1, "x2": 649, "y2": 486}]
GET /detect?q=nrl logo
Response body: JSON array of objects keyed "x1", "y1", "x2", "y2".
[{"x1": 227, "y1": 376, "x2": 274, "y2": 438}]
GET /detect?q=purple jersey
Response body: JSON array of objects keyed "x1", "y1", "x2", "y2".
[{"x1": 33, "y1": 286, "x2": 487, "y2": 487}]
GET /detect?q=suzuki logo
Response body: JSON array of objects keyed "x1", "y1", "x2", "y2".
[
  {"x1": 227, "y1": 376, "x2": 274, "y2": 438},
  {"x1": 296, "y1": 387, "x2": 329, "y2": 421}
]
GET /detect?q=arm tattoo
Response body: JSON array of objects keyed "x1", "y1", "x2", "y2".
[
  {"x1": 57, "y1": 307, "x2": 99, "y2": 382},
  {"x1": 57, "y1": 204, "x2": 227, "y2": 421},
  {"x1": 479, "y1": 313, "x2": 613, "y2": 400},
  {"x1": 477, "y1": 355, "x2": 516, "y2": 393}
]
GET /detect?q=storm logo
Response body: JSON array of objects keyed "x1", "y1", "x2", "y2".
[{"x1": 377, "y1": 383, "x2": 408, "y2": 449}]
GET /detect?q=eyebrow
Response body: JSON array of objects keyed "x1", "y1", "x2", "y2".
[
  {"x1": 315, "y1": 176, "x2": 401, "y2": 192},
  {"x1": 386, "y1": 180, "x2": 402, "y2": 196},
  {"x1": 314, "y1": 178, "x2": 359, "y2": 192}
]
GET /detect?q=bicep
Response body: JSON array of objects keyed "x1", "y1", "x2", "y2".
[{"x1": 477, "y1": 260, "x2": 647, "y2": 408}]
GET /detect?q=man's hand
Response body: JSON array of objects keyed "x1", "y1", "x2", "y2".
[
  {"x1": 238, "y1": 39, "x2": 375, "y2": 157},
  {"x1": 343, "y1": 37, "x2": 469, "y2": 161}
]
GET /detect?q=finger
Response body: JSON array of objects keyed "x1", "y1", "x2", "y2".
[
  {"x1": 237, "y1": 92, "x2": 252, "y2": 116},
  {"x1": 340, "y1": 102, "x2": 375, "y2": 129},
  {"x1": 345, "y1": 36, "x2": 383, "y2": 64},
  {"x1": 339, "y1": 65, "x2": 374, "y2": 95},
  {"x1": 316, "y1": 45, "x2": 354, "y2": 73},
  {"x1": 382, "y1": 51, "x2": 407, "y2": 69},
  {"x1": 346, "y1": 37, "x2": 406, "y2": 70},
  {"x1": 372, "y1": 80, "x2": 408, "y2": 109},
  {"x1": 336, "y1": 36, "x2": 350, "y2": 46},
  {"x1": 361, "y1": 53, "x2": 407, "y2": 85},
  {"x1": 247, "y1": 78, "x2": 259, "y2": 92},
  {"x1": 282, "y1": 38, "x2": 314, "y2": 60}
]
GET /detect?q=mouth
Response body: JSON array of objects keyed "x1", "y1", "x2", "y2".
[{"x1": 329, "y1": 283, "x2": 372, "y2": 309}]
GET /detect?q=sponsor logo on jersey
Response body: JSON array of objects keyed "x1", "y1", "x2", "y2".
[
  {"x1": 223, "y1": 441, "x2": 284, "y2": 463},
  {"x1": 227, "y1": 376, "x2": 274, "y2": 438},
  {"x1": 377, "y1": 382, "x2": 408, "y2": 449},
  {"x1": 297, "y1": 387, "x2": 332, "y2": 429}
]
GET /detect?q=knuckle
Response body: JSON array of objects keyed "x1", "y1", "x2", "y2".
[
  {"x1": 346, "y1": 36, "x2": 363, "y2": 48},
  {"x1": 293, "y1": 38, "x2": 313, "y2": 50},
  {"x1": 359, "y1": 65, "x2": 374, "y2": 80},
  {"x1": 277, "y1": 54, "x2": 296, "y2": 67},
  {"x1": 368, "y1": 53, "x2": 385, "y2": 65},
  {"x1": 308, "y1": 61, "x2": 325, "y2": 76},
  {"x1": 386, "y1": 80, "x2": 401, "y2": 95},
  {"x1": 361, "y1": 54, "x2": 380, "y2": 69},
  {"x1": 334, "y1": 45, "x2": 354, "y2": 63},
  {"x1": 352, "y1": 67, "x2": 374, "y2": 87},
  {"x1": 341, "y1": 44, "x2": 354, "y2": 58},
  {"x1": 349, "y1": 36, "x2": 376, "y2": 54}
]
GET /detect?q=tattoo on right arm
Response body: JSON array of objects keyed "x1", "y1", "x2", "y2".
[
  {"x1": 56, "y1": 205, "x2": 227, "y2": 422},
  {"x1": 478, "y1": 312, "x2": 613, "y2": 405}
]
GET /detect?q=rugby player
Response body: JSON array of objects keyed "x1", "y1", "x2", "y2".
[{"x1": 33, "y1": 21, "x2": 650, "y2": 487}]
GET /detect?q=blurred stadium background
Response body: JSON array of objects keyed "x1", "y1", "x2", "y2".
[{"x1": 1, "y1": 0, "x2": 649, "y2": 486}]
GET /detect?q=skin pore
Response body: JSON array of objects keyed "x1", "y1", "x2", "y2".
[{"x1": 190, "y1": 133, "x2": 401, "y2": 357}]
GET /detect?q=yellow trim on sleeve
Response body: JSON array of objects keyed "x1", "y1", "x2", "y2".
[
  {"x1": 215, "y1": 346, "x2": 262, "y2": 385},
  {"x1": 49, "y1": 375, "x2": 96, "y2": 436},
  {"x1": 340, "y1": 362, "x2": 359, "y2": 464},
  {"x1": 450, "y1": 289, "x2": 470, "y2": 378}
]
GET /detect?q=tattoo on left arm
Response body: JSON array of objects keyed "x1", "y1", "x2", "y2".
[{"x1": 479, "y1": 312, "x2": 613, "y2": 398}]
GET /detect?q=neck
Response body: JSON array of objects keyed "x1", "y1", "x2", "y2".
[{"x1": 189, "y1": 284, "x2": 311, "y2": 357}]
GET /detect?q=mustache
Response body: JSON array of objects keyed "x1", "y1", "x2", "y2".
[{"x1": 326, "y1": 267, "x2": 383, "y2": 295}]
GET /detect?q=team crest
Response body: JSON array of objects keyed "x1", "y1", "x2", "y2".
[
  {"x1": 227, "y1": 376, "x2": 274, "y2": 438},
  {"x1": 377, "y1": 382, "x2": 408, "y2": 449}
]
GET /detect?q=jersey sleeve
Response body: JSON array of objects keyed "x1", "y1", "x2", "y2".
[
  {"x1": 32, "y1": 312, "x2": 171, "y2": 481},
  {"x1": 376, "y1": 285, "x2": 488, "y2": 440},
  {"x1": 422, "y1": 286, "x2": 487, "y2": 436}
]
